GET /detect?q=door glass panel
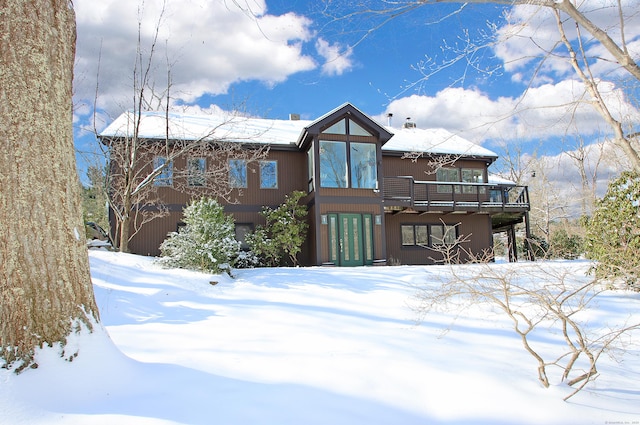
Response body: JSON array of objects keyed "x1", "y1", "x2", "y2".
[
  {"x1": 352, "y1": 217, "x2": 360, "y2": 261},
  {"x1": 342, "y1": 217, "x2": 350, "y2": 261},
  {"x1": 329, "y1": 215, "x2": 338, "y2": 263},
  {"x1": 364, "y1": 215, "x2": 373, "y2": 261}
]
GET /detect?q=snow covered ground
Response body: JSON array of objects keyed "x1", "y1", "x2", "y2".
[{"x1": 1, "y1": 250, "x2": 639, "y2": 424}]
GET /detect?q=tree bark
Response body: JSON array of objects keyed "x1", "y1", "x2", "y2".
[{"x1": 0, "y1": 0, "x2": 99, "y2": 371}]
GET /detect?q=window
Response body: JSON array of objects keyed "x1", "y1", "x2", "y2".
[
  {"x1": 322, "y1": 119, "x2": 347, "y2": 135},
  {"x1": 430, "y1": 224, "x2": 457, "y2": 246},
  {"x1": 322, "y1": 118, "x2": 373, "y2": 136},
  {"x1": 229, "y1": 159, "x2": 247, "y2": 188},
  {"x1": 349, "y1": 120, "x2": 372, "y2": 136},
  {"x1": 350, "y1": 142, "x2": 377, "y2": 189},
  {"x1": 461, "y1": 168, "x2": 485, "y2": 194},
  {"x1": 260, "y1": 160, "x2": 278, "y2": 189},
  {"x1": 153, "y1": 156, "x2": 173, "y2": 186},
  {"x1": 319, "y1": 140, "x2": 347, "y2": 188},
  {"x1": 401, "y1": 224, "x2": 457, "y2": 247},
  {"x1": 307, "y1": 148, "x2": 314, "y2": 192},
  {"x1": 319, "y1": 140, "x2": 378, "y2": 189},
  {"x1": 401, "y1": 224, "x2": 429, "y2": 246},
  {"x1": 436, "y1": 168, "x2": 460, "y2": 194},
  {"x1": 235, "y1": 224, "x2": 253, "y2": 250},
  {"x1": 187, "y1": 157, "x2": 206, "y2": 187}
]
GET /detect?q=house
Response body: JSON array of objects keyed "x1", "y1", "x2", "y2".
[{"x1": 100, "y1": 103, "x2": 531, "y2": 266}]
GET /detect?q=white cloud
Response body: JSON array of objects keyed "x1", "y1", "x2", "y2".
[
  {"x1": 74, "y1": 0, "x2": 317, "y2": 115},
  {"x1": 377, "y1": 80, "x2": 640, "y2": 145},
  {"x1": 315, "y1": 38, "x2": 354, "y2": 76}
]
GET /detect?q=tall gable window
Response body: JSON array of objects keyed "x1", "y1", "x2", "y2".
[
  {"x1": 319, "y1": 141, "x2": 347, "y2": 188},
  {"x1": 318, "y1": 117, "x2": 377, "y2": 189},
  {"x1": 154, "y1": 156, "x2": 173, "y2": 186},
  {"x1": 350, "y1": 143, "x2": 377, "y2": 188}
]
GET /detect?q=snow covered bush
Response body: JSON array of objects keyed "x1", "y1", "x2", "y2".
[
  {"x1": 159, "y1": 197, "x2": 241, "y2": 274},
  {"x1": 246, "y1": 191, "x2": 308, "y2": 266},
  {"x1": 584, "y1": 171, "x2": 640, "y2": 289}
]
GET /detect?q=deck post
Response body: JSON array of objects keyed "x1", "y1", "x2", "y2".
[
  {"x1": 523, "y1": 211, "x2": 535, "y2": 261},
  {"x1": 507, "y1": 225, "x2": 518, "y2": 262}
]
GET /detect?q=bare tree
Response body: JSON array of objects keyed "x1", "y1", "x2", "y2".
[
  {"x1": 95, "y1": 3, "x2": 268, "y2": 252},
  {"x1": 414, "y1": 256, "x2": 640, "y2": 400},
  {"x1": 527, "y1": 157, "x2": 571, "y2": 244},
  {"x1": 323, "y1": 0, "x2": 640, "y2": 171},
  {"x1": 562, "y1": 133, "x2": 606, "y2": 217},
  {"x1": 1, "y1": 0, "x2": 99, "y2": 371}
]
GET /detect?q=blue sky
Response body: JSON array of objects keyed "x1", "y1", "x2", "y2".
[{"x1": 73, "y1": 0, "x2": 639, "y2": 198}]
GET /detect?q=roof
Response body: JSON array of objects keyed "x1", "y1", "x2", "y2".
[
  {"x1": 488, "y1": 174, "x2": 517, "y2": 186},
  {"x1": 296, "y1": 102, "x2": 393, "y2": 148},
  {"x1": 100, "y1": 106, "x2": 498, "y2": 159},
  {"x1": 100, "y1": 110, "x2": 312, "y2": 147},
  {"x1": 381, "y1": 126, "x2": 498, "y2": 160}
]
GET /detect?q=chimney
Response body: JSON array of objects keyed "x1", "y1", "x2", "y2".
[
  {"x1": 403, "y1": 117, "x2": 416, "y2": 129},
  {"x1": 289, "y1": 113, "x2": 300, "y2": 121},
  {"x1": 386, "y1": 113, "x2": 393, "y2": 126}
]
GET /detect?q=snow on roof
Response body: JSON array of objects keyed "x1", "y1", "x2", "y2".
[
  {"x1": 100, "y1": 109, "x2": 498, "y2": 158},
  {"x1": 488, "y1": 174, "x2": 517, "y2": 186},
  {"x1": 100, "y1": 110, "x2": 312, "y2": 146},
  {"x1": 381, "y1": 126, "x2": 498, "y2": 159}
]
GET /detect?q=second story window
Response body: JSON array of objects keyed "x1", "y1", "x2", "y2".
[
  {"x1": 187, "y1": 157, "x2": 206, "y2": 187},
  {"x1": 461, "y1": 168, "x2": 485, "y2": 194},
  {"x1": 350, "y1": 142, "x2": 377, "y2": 189},
  {"x1": 260, "y1": 160, "x2": 278, "y2": 189},
  {"x1": 229, "y1": 159, "x2": 247, "y2": 188},
  {"x1": 319, "y1": 140, "x2": 377, "y2": 189},
  {"x1": 153, "y1": 156, "x2": 173, "y2": 187},
  {"x1": 319, "y1": 140, "x2": 347, "y2": 188},
  {"x1": 436, "y1": 168, "x2": 460, "y2": 194}
]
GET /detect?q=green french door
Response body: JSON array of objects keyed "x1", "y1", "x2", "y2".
[{"x1": 328, "y1": 213, "x2": 374, "y2": 266}]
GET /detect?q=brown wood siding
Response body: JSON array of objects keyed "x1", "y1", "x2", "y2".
[
  {"x1": 129, "y1": 211, "x2": 183, "y2": 257},
  {"x1": 314, "y1": 203, "x2": 385, "y2": 265},
  {"x1": 384, "y1": 212, "x2": 493, "y2": 265},
  {"x1": 127, "y1": 149, "x2": 308, "y2": 256},
  {"x1": 381, "y1": 155, "x2": 489, "y2": 182},
  {"x1": 318, "y1": 187, "x2": 382, "y2": 198},
  {"x1": 306, "y1": 203, "x2": 318, "y2": 266},
  {"x1": 146, "y1": 149, "x2": 307, "y2": 207},
  {"x1": 231, "y1": 150, "x2": 307, "y2": 208}
]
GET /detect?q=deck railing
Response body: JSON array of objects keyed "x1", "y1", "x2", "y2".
[{"x1": 383, "y1": 176, "x2": 530, "y2": 212}]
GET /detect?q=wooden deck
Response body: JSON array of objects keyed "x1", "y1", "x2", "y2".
[{"x1": 383, "y1": 176, "x2": 530, "y2": 216}]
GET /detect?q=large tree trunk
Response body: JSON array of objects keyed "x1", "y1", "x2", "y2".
[{"x1": 0, "y1": 0, "x2": 99, "y2": 371}]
